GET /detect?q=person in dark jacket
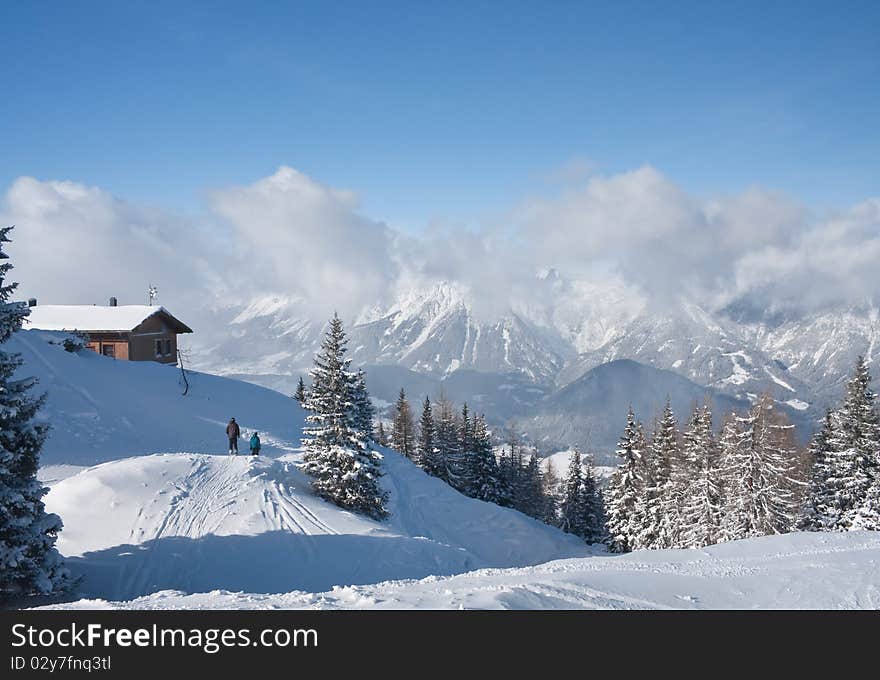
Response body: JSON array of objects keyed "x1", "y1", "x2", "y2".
[
  {"x1": 250, "y1": 432, "x2": 261, "y2": 456},
  {"x1": 226, "y1": 418, "x2": 241, "y2": 455}
]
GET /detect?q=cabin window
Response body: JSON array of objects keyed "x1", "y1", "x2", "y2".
[
  {"x1": 155, "y1": 339, "x2": 163, "y2": 357},
  {"x1": 102, "y1": 344, "x2": 116, "y2": 358},
  {"x1": 165, "y1": 338, "x2": 172, "y2": 356}
]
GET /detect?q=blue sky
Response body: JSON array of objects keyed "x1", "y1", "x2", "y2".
[{"x1": 1, "y1": 1, "x2": 878, "y2": 231}]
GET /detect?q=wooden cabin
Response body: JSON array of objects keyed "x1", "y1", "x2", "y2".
[{"x1": 25, "y1": 299, "x2": 193, "y2": 364}]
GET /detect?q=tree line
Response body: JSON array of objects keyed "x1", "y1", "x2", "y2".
[
  {"x1": 605, "y1": 356, "x2": 880, "y2": 551},
  {"x1": 297, "y1": 315, "x2": 880, "y2": 553},
  {"x1": 376, "y1": 388, "x2": 605, "y2": 543}
]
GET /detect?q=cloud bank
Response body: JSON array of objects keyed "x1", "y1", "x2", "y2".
[{"x1": 2, "y1": 165, "x2": 878, "y2": 336}]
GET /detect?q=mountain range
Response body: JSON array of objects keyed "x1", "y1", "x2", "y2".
[{"x1": 188, "y1": 280, "x2": 879, "y2": 460}]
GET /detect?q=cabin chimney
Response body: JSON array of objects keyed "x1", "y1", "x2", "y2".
[
  {"x1": 27, "y1": 298, "x2": 37, "y2": 307},
  {"x1": 109, "y1": 296, "x2": 118, "y2": 307}
]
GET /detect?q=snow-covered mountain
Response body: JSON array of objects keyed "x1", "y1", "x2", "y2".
[
  {"x1": 348, "y1": 282, "x2": 574, "y2": 382},
  {"x1": 524, "y1": 359, "x2": 810, "y2": 462},
  {"x1": 190, "y1": 282, "x2": 573, "y2": 386},
  {"x1": 185, "y1": 281, "x2": 880, "y2": 444},
  {"x1": 557, "y1": 302, "x2": 815, "y2": 411},
  {"x1": 742, "y1": 304, "x2": 880, "y2": 406}
]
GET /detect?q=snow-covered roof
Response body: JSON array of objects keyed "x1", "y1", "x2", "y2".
[{"x1": 25, "y1": 305, "x2": 192, "y2": 333}]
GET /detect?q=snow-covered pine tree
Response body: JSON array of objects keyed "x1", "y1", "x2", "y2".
[
  {"x1": 540, "y1": 459, "x2": 560, "y2": 525},
  {"x1": 801, "y1": 410, "x2": 835, "y2": 530},
  {"x1": 351, "y1": 369, "x2": 374, "y2": 441},
  {"x1": 559, "y1": 449, "x2": 585, "y2": 537},
  {"x1": 391, "y1": 388, "x2": 416, "y2": 460},
  {"x1": 459, "y1": 402, "x2": 473, "y2": 453},
  {"x1": 719, "y1": 394, "x2": 799, "y2": 540},
  {"x1": 434, "y1": 396, "x2": 462, "y2": 488},
  {"x1": 823, "y1": 357, "x2": 880, "y2": 530},
  {"x1": 500, "y1": 429, "x2": 528, "y2": 509},
  {"x1": 605, "y1": 407, "x2": 645, "y2": 552},
  {"x1": 465, "y1": 415, "x2": 505, "y2": 504},
  {"x1": 0, "y1": 226, "x2": 69, "y2": 599},
  {"x1": 457, "y1": 402, "x2": 474, "y2": 492},
  {"x1": 853, "y1": 476, "x2": 880, "y2": 530},
  {"x1": 580, "y1": 452, "x2": 606, "y2": 544},
  {"x1": 294, "y1": 376, "x2": 307, "y2": 404},
  {"x1": 301, "y1": 314, "x2": 388, "y2": 520},
  {"x1": 678, "y1": 403, "x2": 722, "y2": 548},
  {"x1": 416, "y1": 396, "x2": 438, "y2": 473},
  {"x1": 638, "y1": 400, "x2": 678, "y2": 549},
  {"x1": 518, "y1": 454, "x2": 545, "y2": 519}
]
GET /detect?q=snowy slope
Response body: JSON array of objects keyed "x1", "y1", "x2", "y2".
[
  {"x1": 44, "y1": 452, "x2": 587, "y2": 600},
  {"x1": 38, "y1": 532, "x2": 880, "y2": 610},
  {"x1": 14, "y1": 330, "x2": 304, "y2": 466},
  {"x1": 16, "y1": 330, "x2": 586, "y2": 600}
]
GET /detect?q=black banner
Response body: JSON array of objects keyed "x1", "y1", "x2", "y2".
[{"x1": 1, "y1": 610, "x2": 875, "y2": 676}]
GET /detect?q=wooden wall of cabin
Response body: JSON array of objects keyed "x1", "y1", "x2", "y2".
[{"x1": 129, "y1": 315, "x2": 178, "y2": 364}]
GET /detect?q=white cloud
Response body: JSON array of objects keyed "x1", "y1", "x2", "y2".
[
  {"x1": 2, "y1": 165, "x2": 878, "y2": 342},
  {"x1": 1, "y1": 177, "x2": 222, "y2": 313},
  {"x1": 208, "y1": 166, "x2": 399, "y2": 320}
]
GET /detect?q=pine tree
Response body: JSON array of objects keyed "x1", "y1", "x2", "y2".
[
  {"x1": 294, "y1": 376, "x2": 307, "y2": 404},
  {"x1": 678, "y1": 403, "x2": 722, "y2": 548},
  {"x1": 853, "y1": 477, "x2": 880, "y2": 530},
  {"x1": 540, "y1": 459, "x2": 561, "y2": 525},
  {"x1": 823, "y1": 357, "x2": 880, "y2": 530},
  {"x1": 391, "y1": 388, "x2": 416, "y2": 460},
  {"x1": 457, "y1": 402, "x2": 475, "y2": 492},
  {"x1": 301, "y1": 315, "x2": 388, "y2": 519},
  {"x1": 417, "y1": 396, "x2": 438, "y2": 473},
  {"x1": 639, "y1": 401, "x2": 678, "y2": 549},
  {"x1": 351, "y1": 369, "x2": 374, "y2": 441},
  {"x1": 0, "y1": 226, "x2": 69, "y2": 599},
  {"x1": 466, "y1": 415, "x2": 505, "y2": 504},
  {"x1": 559, "y1": 450, "x2": 585, "y2": 537},
  {"x1": 801, "y1": 410, "x2": 835, "y2": 530},
  {"x1": 605, "y1": 408, "x2": 645, "y2": 552},
  {"x1": 500, "y1": 429, "x2": 528, "y2": 509},
  {"x1": 580, "y1": 452, "x2": 606, "y2": 544},
  {"x1": 719, "y1": 394, "x2": 799, "y2": 540},
  {"x1": 518, "y1": 454, "x2": 545, "y2": 519},
  {"x1": 434, "y1": 396, "x2": 462, "y2": 488},
  {"x1": 459, "y1": 403, "x2": 473, "y2": 454}
]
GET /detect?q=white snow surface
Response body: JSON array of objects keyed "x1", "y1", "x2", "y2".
[{"x1": 39, "y1": 532, "x2": 880, "y2": 610}]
